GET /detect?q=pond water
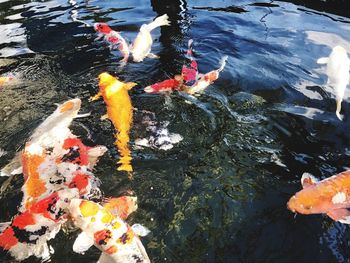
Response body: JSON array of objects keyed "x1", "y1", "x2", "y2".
[{"x1": 1, "y1": 0, "x2": 350, "y2": 262}]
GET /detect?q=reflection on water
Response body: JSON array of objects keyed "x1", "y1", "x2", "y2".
[{"x1": 1, "y1": 0, "x2": 350, "y2": 262}]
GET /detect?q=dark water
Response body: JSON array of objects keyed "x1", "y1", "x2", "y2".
[{"x1": 1, "y1": 0, "x2": 350, "y2": 262}]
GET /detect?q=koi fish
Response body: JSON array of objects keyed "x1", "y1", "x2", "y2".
[
  {"x1": 287, "y1": 172, "x2": 350, "y2": 224},
  {"x1": 317, "y1": 46, "x2": 350, "y2": 120},
  {"x1": 0, "y1": 189, "x2": 79, "y2": 261},
  {"x1": 94, "y1": 23, "x2": 130, "y2": 63},
  {"x1": 20, "y1": 137, "x2": 106, "y2": 210},
  {"x1": 0, "y1": 98, "x2": 90, "y2": 177},
  {"x1": 131, "y1": 14, "x2": 170, "y2": 62},
  {"x1": 69, "y1": 198, "x2": 150, "y2": 263},
  {"x1": 91, "y1": 72, "x2": 137, "y2": 172},
  {"x1": 187, "y1": 55, "x2": 228, "y2": 95},
  {"x1": 181, "y1": 39, "x2": 198, "y2": 86},
  {"x1": 0, "y1": 74, "x2": 14, "y2": 87},
  {"x1": 144, "y1": 75, "x2": 182, "y2": 93},
  {"x1": 144, "y1": 39, "x2": 197, "y2": 93}
]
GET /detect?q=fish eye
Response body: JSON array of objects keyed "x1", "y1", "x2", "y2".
[
  {"x1": 64, "y1": 198, "x2": 69, "y2": 202},
  {"x1": 304, "y1": 205, "x2": 312, "y2": 210}
]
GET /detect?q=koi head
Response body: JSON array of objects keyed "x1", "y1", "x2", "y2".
[
  {"x1": 98, "y1": 72, "x2": 117, "y2": 92},
  {"x1": 287, "y1": 188, "x2": 328, "y2": 215},
  {"x1": 57, "y1": 98, "x2": 81, "y2": 115},
  {"x1": 94, "y1": 23, "x2": 112, "y2": 34},
  {"x1": 287, "y1": 173, "x2": 348, "y2": 215}
]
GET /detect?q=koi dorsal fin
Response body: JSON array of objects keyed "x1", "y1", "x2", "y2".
[{"x1": 301, "y1": 172, "x2": 319, "y2": 188}]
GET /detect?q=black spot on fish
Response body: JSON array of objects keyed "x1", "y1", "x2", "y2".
[
  {"x1": 132, "y1": 255, "x2": 143, "y2": 263},
  {"x1": 118, "y1": 232, "x2": 130, "y2": 244},
  {"x1": 49, "y1": 177, "x2": 65, "y2": 185},
  {"x1": 12, "y1": 225, "x2": 48, "y2": 244},
  {"x1": 61, "y1": 147, "x2": 81, "y2": 164}
]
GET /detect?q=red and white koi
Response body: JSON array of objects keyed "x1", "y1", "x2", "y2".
[
  {"x1": 187, "y1": 55, "x2": 228, "y2": 95},
  {"x1": 69, "y1": 198, "x2": 150, "y2": 263},
  {"x1": 181, "y1": 39, "x2": 198, "y2": 87},
  {"x1": 131, "y1": 14, "x2": 170, "y2": 62},
  {"x1": 94, "y1": 23, "x2": 130, "y2": 63},
  {"x1": 288, "y1": 171, "x2": 350, "y2": 224},
  {"x1": 144, "y1": 75, "x2": 182, "y2": 93},
  {"x1": 317, "y1": 46, "x2": 350, "y2": 120},
  {"x1": 0, "y1": 189, "x2": 79, "y2": 261}
]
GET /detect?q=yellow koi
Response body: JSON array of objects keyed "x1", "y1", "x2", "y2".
[{"x1": 91, "y1": 72, "x2": 137, "y2": 172}]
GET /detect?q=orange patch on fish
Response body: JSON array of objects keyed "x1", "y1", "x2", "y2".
[
  {"x1": 59, "y1": 101, "x2": 75, "y2": 113},
  {"x1": 94, "y1": 229, "x2": 112, "y2": 245},
  {"x1": 68, "y1": 173, "x2": 89, "y2": 194},
  {"x1": 103, "y1": 196, "x2": 137, "y2": 220},
  {"x1": 12, "y1": 212, "x2": 36, "y2": 229},
  {"x1": 79, "y1": 200, "x2": 99, "y2": 217},
  {"x1": 94, "y1": 72, "x2": 136, "y2": 172},
  {"x1": 117, "y1": 228, "x2": 134, "y2": 244},
  {"x1": 22, "y1": 150, "x2": 47, "y2": 206},
  {"x1": 0, "y1": 227, "x2": 18, "y2": 250},
  {"x1": 105, "y1": 245, "x2": 118, "y2": 254}
]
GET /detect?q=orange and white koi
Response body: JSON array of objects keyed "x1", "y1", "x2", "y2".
[
  {"x1": 68, "y1": 198, "x2": 150, "y2": 263},
  {"x1": 1, "y1": 98, "x2": 90, "y2": 177},
  {"x1": 187, "y1": 55, "x2": 228, "y2": 95},
  {"x1": 0, "y1": 74, "x2": 14, "y2": 87},
  {"x1": 287, "y1": 171, "x2": 350, "y2": 224},
  {"x1": 91, "y1": 72, "x2": 137, "y2": 172},
  {"x1": 94, "y1": 23, "x2": 130, "y2": 63},
  {"x1": 0, "y1": 189, "x2": 79, "y2": 261},
  {"x1": 20, "y1": 137, "x2": 106, "y2": 210},
  {"x1": 131, "y1": 14, "x2": 170, "y2": 62},
  {"x1": 317, "y1": 46, "x2": 350, "y2": 120}
]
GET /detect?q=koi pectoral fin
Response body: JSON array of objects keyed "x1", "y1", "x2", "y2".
[
  {"x1": 90, "y1": 92, "x2": 102, "y2": 101},
  {"x1": 73, "y1": 232, "x2": 94, "y2": 254},
  {"x1": 327, "y1": 209, "x2": 350, "y2": 223},
  {"x1": 100, "y1": 114, "x2": 109, "y2": 121}
]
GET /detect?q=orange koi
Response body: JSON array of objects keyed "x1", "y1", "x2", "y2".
[
  {"x1": 0, "y1": 74, "x2": 14, "y2": 87},
  {"x1": 288, "y1": 171, "x2": 350, "y2": 223},
  {"x1": 69, "y1": 198, "x2": 150, "y2": 263},
  {"x1": 91, "y1": 72, "x2": 137, "y2": 172}
]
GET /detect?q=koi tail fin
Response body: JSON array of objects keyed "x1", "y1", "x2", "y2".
[
  {"x1": 218, "y1": 55, "x2": 228, "y2": 72},
  {"x1": 145, "y1": 14, "x2": 170, "y2": 32},
  {"x1": 336, "y1": 97, "x2": 343, "y2": 120},
  {"x1": 317, "y1": 57, "x2": 329, "y2": 64},
  {"x1": 125, "y1": 82, "x2": 137, "y2": 90}
]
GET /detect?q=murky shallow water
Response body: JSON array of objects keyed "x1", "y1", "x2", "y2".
[{"x1": 1, "y1": 0, "x2": 350, "y2": 262}]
